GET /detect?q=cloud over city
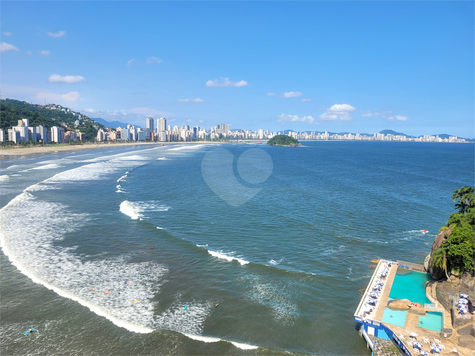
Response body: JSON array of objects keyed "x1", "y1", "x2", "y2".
[
  {"x1": 47, "y1": 31, "x2": 66, "y2": 38},
  {"x1": 0, "y1": 42, "x2": 19, "y2": 52},
  {"x1": 282, "y1": 91, "x2": 303, "y2": 98},
  {"x1": 319, "y1": 104, "x2": 356, "y2": 121},
  {"x1": 387, "y1": 115, "x2": 410, "y2": 122},
  {"x1": 277, "y1": 113, "x2": 316, "y2": 124},
  {"x1": 40, "y1": 50, "x2": 50, "y2": 56},
  {"x1": 37, "y1": 91, "x2": 80, "y2": 102},
  {"x1": 179, "y1": 98, "x2": 204, "y2": 103},
  {"x1": 48, "y1": 74, "x2": 87, "y2": 84},
  {"x1": 206, "y1": 77, "x2": 248, "y2": 87},
  {"x1": 146, "y1": 57, "x2": 162, "y2": 64}
]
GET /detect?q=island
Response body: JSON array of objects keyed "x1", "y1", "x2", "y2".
[{"x1": 267, "y1": 134, "x2": 299, "y2": 146}]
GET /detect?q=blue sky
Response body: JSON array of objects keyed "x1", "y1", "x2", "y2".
[{"x1": 1, "y1": 1, "x2": 473, "y2": 137}]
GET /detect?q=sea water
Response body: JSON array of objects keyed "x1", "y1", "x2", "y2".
[{"x1": 0, "y1": 142, "x2": 473, "y2": 355}]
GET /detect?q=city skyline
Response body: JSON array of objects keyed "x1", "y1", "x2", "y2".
[{"x1": 1, "y1": 2, "x2": 473, "y2": 137}]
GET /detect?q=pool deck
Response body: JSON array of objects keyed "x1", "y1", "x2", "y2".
[{"x1": 354, "y1": 260, "x2": 473, "y2": 356}]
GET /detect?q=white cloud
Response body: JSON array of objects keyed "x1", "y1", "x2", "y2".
[
  {"x1": 179, "y1": 98, "x2": 204, "y2": 103},
  {"x1": 48, "y1": 74, "x2": 87, "y2": 84},
  {"x1": 362, "y1": 111, "x2": 381, "y2": 117},
  {"x1": 83, "y1": 108, "x2": 96, "y2": 113},
  {"x1": 146, "y1": 57, "x2": 162, "y2": 64},
  {"x1": 282, "y1": 91, "x2": 303, "y2": 98},
  {"x1": 26, "y1": 51, "x2": 32, "y2": 55},
  {"x1": 206, "y1": 77, "x2": 249, "y2": 87},
  {"x1": 40, "y1": 50, "x2": 50, "y2": 56},
  {"x1": 0, "y1": 42, "x2": 19, "y2": 52},
  {"x1": 37, "y1": 91, "x2": 80, "y2": 102},
  {"x1": 127, "y1": 58, "x2": 135, "y2": 65},
  {"x1": 48, "y1": 31, "x2": 66, "y2": 38},
  {"x1": 3, "y1": 32, "x2": 12, "y2": 36},
  {"x1": 387, "y1": 115, "x2": 410, "y2": 122},
  {"x1": 277, "y1": 113, "x2": 317, "y2": 124},
  {"x1": 301, "y1": 98, "x2": 311, "y2": 102},
  {"x1": 319, "y1": 103, "x2": 355, "y2": 121},
  {"x1": 267, "y1": 92, "x2": 277, "y2": 96}
]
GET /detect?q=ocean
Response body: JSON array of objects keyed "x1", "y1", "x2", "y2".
[{"x1": 1, "y1": 141, "x2": 473, "y2": 355}]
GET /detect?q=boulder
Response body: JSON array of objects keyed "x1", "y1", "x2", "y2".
[
  {"x1": 387, "y1": 299, "x2": 411, "y2": 310},
  {"x1": 428, "y1": 227, "x2": 453, "y2": 280},
  {"x1": 458, "y1": 334, "x2": 475, "y2": 350},
  {"x1": 424, "y1": 253, "x2": 430, "y2": 272}
]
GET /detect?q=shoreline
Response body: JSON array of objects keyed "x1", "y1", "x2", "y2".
[{"x1": 0, "y1": 141, "x2": 226, "y2": 158}]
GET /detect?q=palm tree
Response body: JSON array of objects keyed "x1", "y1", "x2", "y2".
[
  {"x1": 451, "y1": 186, "x2": 475, "y2": 214},
  {"x1": 432, "y1": 247, "x2": 450, "y2": 281}
]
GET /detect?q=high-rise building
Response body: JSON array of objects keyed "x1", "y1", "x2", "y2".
[
  {"x1": 157, "y1": 117, "x2": 167, "y2": 141},
  {"x1": 146, "y1": 117, "x2": 154, "y2": 139},
  {"x1": 51, "y1": 126, "x2": 65, "y2": 143},
  {"x1": 0, "y1": 129, "x2": 5, "y2": 142},
  {"x1": 37, "y1": 126, "x2": 48, "y2": 142}
]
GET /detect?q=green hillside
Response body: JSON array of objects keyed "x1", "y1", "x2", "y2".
[
  {"x1": 0, "y1": 98, "x2": 106, "y2": 141},
  {"x1": 267, "y1": 134, "x2": 299, "y2": 146}
]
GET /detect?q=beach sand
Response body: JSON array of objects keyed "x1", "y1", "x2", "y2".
[{"x1": 0, "y1": 141, "x2": 218, "y2": 157}]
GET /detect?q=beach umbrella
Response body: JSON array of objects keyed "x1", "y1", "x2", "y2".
[{"x1": 410, "y1": 332, "x2": 418, "y2": 338}]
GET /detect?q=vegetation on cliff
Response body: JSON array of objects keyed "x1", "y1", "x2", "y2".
[
  {"x1": 1, "y1": 98, "x2": 106, "y2": 141},
  {"x1": 267, "y1": 134, "x2": 299, "y2": 146},
  {"x1": 432, "y1": 186, "x2": 474, "y2": 278}
]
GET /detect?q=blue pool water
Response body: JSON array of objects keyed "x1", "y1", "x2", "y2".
[
  {"x1": 389, "y1": 270, "x2": 432, "y2": 305},
  {"x1": 418, "y1": 312, "x2": 443, "y2": 332},
  {"x1": 381, "y1": 308, "x2": 408, "y2": 327}
]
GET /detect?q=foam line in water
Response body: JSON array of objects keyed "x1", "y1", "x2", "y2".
[
  {"x1": 207, "y1": 250, "x2": 249, "y2": 265},
  {"x1": 183, "y1": 333, "x2": 259, "y2": 350},
  {"x1": 168, "y1": 144, "x2": 205, "y2": 151},
  {"x1": 120, "y1": 200, "x2": 171, "y2": 220},
  {"x1": 0, "y1": 175, "x2": 9, "y2": 183}
]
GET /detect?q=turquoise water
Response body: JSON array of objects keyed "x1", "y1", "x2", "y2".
[
  {"x1": 0, "y1": 142, "x2": 473, "y2": 355},
  {"x1": 418, "y1": 312, "x2": 443, "y2": 332},
  {"x1": 382, "y1": 308, "x2": 408, "y2": 327},
  {"x1": 389, "y1": 270, "x2": 432, "y2": 305}
]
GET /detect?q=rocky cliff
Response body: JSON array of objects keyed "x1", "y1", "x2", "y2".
[{"x1": 427, "y1": 227, "x2": 453, "y2": 280}]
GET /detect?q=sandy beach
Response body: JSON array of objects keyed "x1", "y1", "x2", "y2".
[{"x1": 0, "y1": 141, "x2": 222, "y2": 157}]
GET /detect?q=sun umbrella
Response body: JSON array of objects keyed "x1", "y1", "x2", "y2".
[{"x1": 410, "y1": 332, "x2": 418, "y2": 338}]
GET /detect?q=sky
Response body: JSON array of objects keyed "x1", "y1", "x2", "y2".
[{"x1": 1, "y1": 1, "x2": 474, "y2": 137}]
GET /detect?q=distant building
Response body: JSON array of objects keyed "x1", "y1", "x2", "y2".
[
  {"x1": 8, "y1": 129, "x2": 21, "y2": 143},
  {"x1": 146, "y1": 117, "x2": 154, "y2": 139},
  {"x1": 37, "y1": 126, "x2": 48, "y2": 142},
  {"x1": 51, "y1": 126, "x2": 65, "y2": 143},
  {"x1": 96, "y1": 128, "x2": 105, "y2": 142},
  {"x1": 0, "y1": 129, "x2": 5, "y2": 142}
]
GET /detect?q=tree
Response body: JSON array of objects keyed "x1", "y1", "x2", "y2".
[
  {"x1": 451, "y1": 186, "x2": 475, "y2": 214},
  {"x1": 432, "y1": 186, "x2": 475, "y2": 278},
  {"x1": 432, "y1": 247, "x2": 450, "y2": 280}
]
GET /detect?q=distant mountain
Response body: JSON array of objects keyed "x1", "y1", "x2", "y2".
[
  {"x1": 379, "y1": 129, "x2": 415, "y2": 138},
  {"x1": 91, "y1": 117, "x2": 132, "y2": 129}
]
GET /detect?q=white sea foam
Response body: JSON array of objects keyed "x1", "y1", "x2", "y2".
[
  {"x1": 117, "y1": 171, "x2": 129, "y2": 182},
  {"x1": 242, "y1": 274, "x2": 299, "y2": 325},
  {"x1": 31, "y1": 163, "x2": 61, "y2": 170},
  {"x1": 168, "y1": 144, "x2": 205, "y2": 151},
  {"x1": 0, "y1": 192, "x2": 167, "y2": 335},
  {"x1": 207, "y1": 250, "x2": 249, "y2": 265},
  {"x1": 0, "y1": 175, "x2": 9, "y2": 183},
  {"x1": 183, "y1": 334, "x2": 259, "y2": 350},
  {"x1": 120, "y1": 201, "x2": 171, "y2": 220},
  {"x1": 156, "y1": 157, "x2": 168, "y2": 160}
]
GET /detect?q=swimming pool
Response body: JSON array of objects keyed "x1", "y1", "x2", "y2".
[
  {"x1": 389, "y1": 270, "x2": 432, "y2": 305},
  {"x1": 381, "y1": 308, "x2": 408, "y2": 327},
  {"x1": 418, "y1": 312, "x2": 443, "y2": 332}
]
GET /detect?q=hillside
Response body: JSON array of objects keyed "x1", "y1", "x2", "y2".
[
  {"x1": 268, "y1": 134, "x2": 299, "y2": 146},
  {"x1": 0, "y1": 98, "x2": 107, "y2": 141}
]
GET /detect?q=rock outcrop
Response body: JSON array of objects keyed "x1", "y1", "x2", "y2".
[
  {"x1": 428, "y1": 227, "x2": 453, "y2": 280},
  {"x1": 387, "y1": 299, "x2": 411, "y2": 310},
  {"x1": 458, "y1": 334, "x2": 475, "y2": 350}
]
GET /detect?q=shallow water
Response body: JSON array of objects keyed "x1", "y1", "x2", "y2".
[{"x1": 0, "y1": 142, "x2": 473, "y2": 355}]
